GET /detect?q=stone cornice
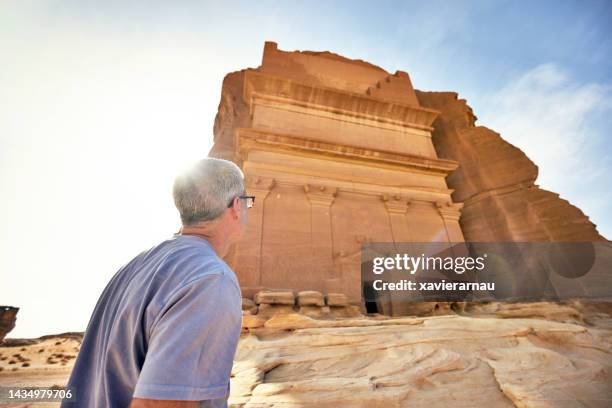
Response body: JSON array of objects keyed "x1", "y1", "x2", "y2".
[
  {"x1": 235, "y1": 128, "x2": 458, "y2": 176},
  {"x1": 243, "y1": 163, "x2": 455, "y2": 203},
  {"x1": 243, "y1": 70, "x2": 440, "y2": 131}
]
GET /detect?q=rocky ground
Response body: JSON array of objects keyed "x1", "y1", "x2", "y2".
[{"x1": 1, "y1": 299, "x2": 611, "y2": 407}]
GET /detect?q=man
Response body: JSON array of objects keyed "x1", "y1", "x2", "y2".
[{"x1": 62, "y1": 158, "x2": 252, "y2": 407}]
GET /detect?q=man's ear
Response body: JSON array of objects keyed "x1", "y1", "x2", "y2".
[{"x1": 229, "y1": 198, "x2": 241, "y2": 219}]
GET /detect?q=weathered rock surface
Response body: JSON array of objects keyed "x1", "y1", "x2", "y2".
[
  {"x1": 2, "y1": 302, "x2": 611, "y2": 407},
  {"x1": 242, "y1": 298, "x2": 258, "y2": 315},
  {"x1": 416, "y1": 91, "x2": 607, "y2": 242},
  {"x1": 298, "y1": 305, "x2": 330, "y2": 318},
  {"x1": 256, "y1": 304, "x2": 296, "y2": 318},
  {"x1": 0, "y1": 306, "x2": 18, "y2": 343},
  {"x1": 242, "y1": 312, "x2": 266, "y2": 330},
  {"x1": 230, "y1": 300, "x2": 612, "y2": 407}
]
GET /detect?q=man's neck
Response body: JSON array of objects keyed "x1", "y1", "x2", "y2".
[{"x1": 179, "y1": 225, "x2": 228, "y2": 258}]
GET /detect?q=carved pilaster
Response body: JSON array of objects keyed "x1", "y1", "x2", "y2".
[
  {"x1": 436, "y1": 201, "x2": 465, "y2": 242},
  {"x1": 381, "y1": 194, "x2": 412, "y2": 242},
  {"x1": 304, "y1": 184, "x2": 337, "y2": 207},
  {"x1": 234, "y1": 176, "x2": 275, "y2": 286},
  {"x1": 246, "y1": 175, "x2": 276, "y2": 198},
  {"x1": 436, "y1": 201, "x2": 463, "y2": 222},
  {"x1": 304, "y1": 184, "x2": 337, "y2": 278}
]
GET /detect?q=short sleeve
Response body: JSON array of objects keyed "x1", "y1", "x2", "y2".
[{"x1": 133, "y1": 271, "x2": 242, "y2": 401}]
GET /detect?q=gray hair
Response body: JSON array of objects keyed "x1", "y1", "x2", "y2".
[{"x1": 173, "y1": 158, "x2": 245, "y2": 225}]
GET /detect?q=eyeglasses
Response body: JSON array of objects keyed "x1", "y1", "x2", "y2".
[{"x1": 227, "y1": 195, "x2": 255, "y2": 209}]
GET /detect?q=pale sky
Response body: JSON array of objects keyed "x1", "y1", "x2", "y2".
[{"x1": 1, "y1": 0, "x2": 611, "y2": 338}]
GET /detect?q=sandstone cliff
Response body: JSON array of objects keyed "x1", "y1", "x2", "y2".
[
  {"x1": 210, "y1": 69, "x2": 253, "y2": 161},
  {"x1": 0, "y1": 306, "x2": 18, "y2": 343},
  {"x1": 212, "y1": 44, "x2": 607, "y2": 244},
  {"x1": 210, "y1": 42, "x2": 611, "y2": 313},
  {"x1": 416, "y1": 91, "x2": 606, "y2": 242},
  {"x1": 230, "y1": 300, "x2": 612, "y2": 407},
  {"x1": 2, "y1": 301, "x2": 611, "y2": 407}
]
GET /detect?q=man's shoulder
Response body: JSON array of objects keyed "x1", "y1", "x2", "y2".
[
  {"x1": 148, "y1": 234, "x2": 239, "y2": 293},
  {"x1": 169, "y1": 234, "x2": 232, "y2": 273},
  {"x1": 143, "y1": 234, "x2": 222, "y2": 267}
]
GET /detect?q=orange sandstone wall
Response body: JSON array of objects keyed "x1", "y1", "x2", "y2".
[
  {"x1": 210, "y1": 43, "x2": 464, "y2": 304},
  {"x1": 416, "y1": 91, "x2": 607, "y2": 242},
  {"x1": 210, "y1": 42, "x2": 607, "y2": 308}
]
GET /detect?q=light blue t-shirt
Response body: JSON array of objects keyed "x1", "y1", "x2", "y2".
[{"x1": 61, "y1": 234, "x2": 242, "y2": 408}]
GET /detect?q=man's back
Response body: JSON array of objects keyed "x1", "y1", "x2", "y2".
[{"x1": 62, "y1": 234, "x2": 242, "y2": 407}]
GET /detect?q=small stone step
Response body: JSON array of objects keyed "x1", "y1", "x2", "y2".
[
  {"x1": 254, "y1": 291, "x2": 295, "y2": 305},
  {"x1": 297, "y1": 291, "x2": 324, "y2": 306}
]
